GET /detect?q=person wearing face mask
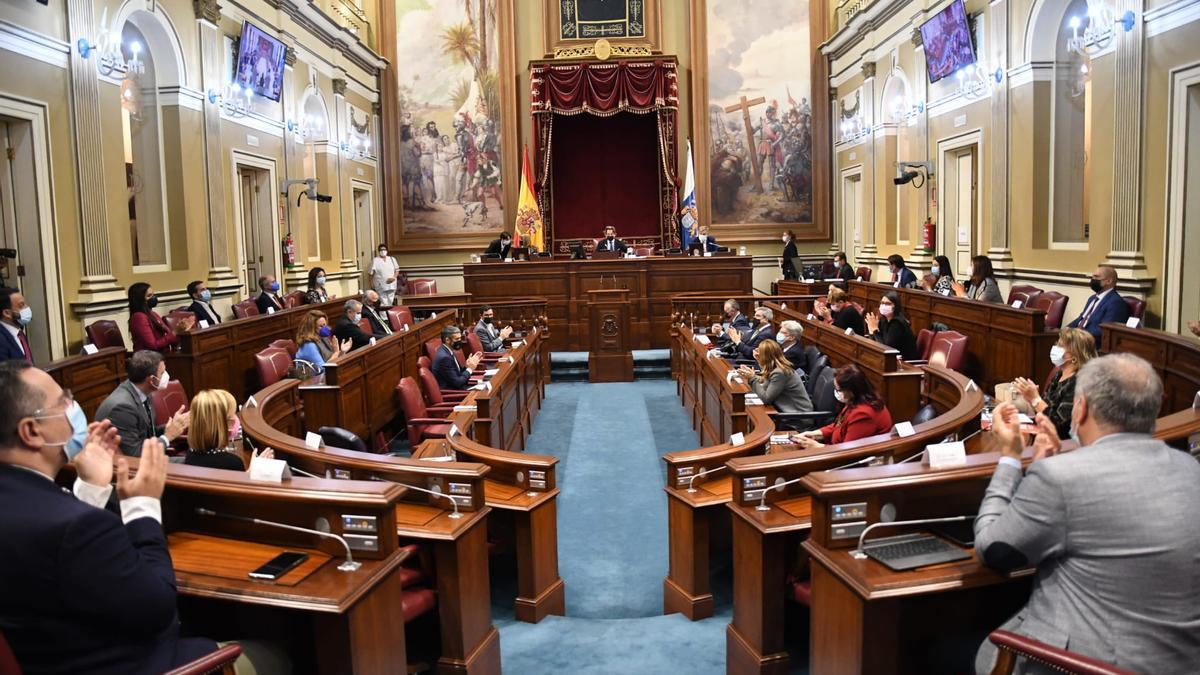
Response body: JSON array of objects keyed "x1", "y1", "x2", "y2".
[
  {"x1": 485, "y1": 232, "x2": 513, "y2": 259},
  {"x1": 0, "y1": 360, "x2": 221, "y2": 674},
  {"x1": 776, "y1": 320, "x2": 808, "y2": 372},
  {"x1": 709, "y1": 299, "x2": 751, "y2": 341},
  {"x1": 780, "y1": 230, "x2": 799, "y2": 280},
  {"x1": 185, "y1": 280, "x2": 221, "y2": 326},
  {"x1": 921, "y1": 255, "x2": 955, "y2": 295},
  {"x1": 255, "y1": 274, "x2": 286, "y2": 314},
  {"x1": 833, "y1": 251, "x2": 856, "y2": 282},
  {"x1": 361, "y1": 290, "x2": 393, "y2": 337},
  {"x1": 184, "y1": 389, "x2": 273, "y2": 471},
  {"x1": 974, "y1": 354, "x2": 1200, "y2": 675},
  {"x1": 369, "y1": 244, "x2": 400, "y2": 307},
  {"x1": 726, "y1": 306, "x2": 775, "y2": 360},
  {"x1": 791, "y1": 365, "x2": 893, "y2": 448},
  {"x1": 1010, "y1": 328, "x2": 1096, "y2": 439},
  {"x1": 864, "y1": 291, "x2": 918, "y2": 360},
  {"x1": 951, "y1": 255, "x2": 1003, "y2": 303},
  {"x1": 95, "y1": 350, "x2": 190, "y2": 458},
  {"x1": 433, "y1": 325, "x2": 483, "y2": 391},
  {"x1": 474, "y1": 305, "x2": 513, "y2": 352},
  {"x1": 815, "y1": 286, "x2": 866, "y2": 335},
  {"x1": 737, "y1": 339, "x2": 812, "y2": 414},
  {"x1": 595, "y1": 225, "x2": 628, "y2": 254},
  {"x1": 294, "y1": 310, "x2": 352, "y2": 377},
  {"x1": 1067, "y1": 265, "x2": 1129, "y2": 343},
  {"x1": 128, "y1": 282, "x2": 193, "y2": 353},
  {"x1": 0, "y1": 287, "x2": 35, "y2": 363},
  {"x1": 333, "y1": 299, "x2": 374, "y2": 351},
  {"x1": 886, "y1": 254, "x2": 918, "y2": 289},
  {"x1": 305, "y1": 266, "x2": 330, "y2": 305},
  {"x1": 690, "y1": 224, "x2": 720, "y2": 254}
]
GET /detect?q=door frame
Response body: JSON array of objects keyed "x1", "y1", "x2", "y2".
[
  {"x1": 349, "y1": 178, "x2": 376, "y2": 276},
  {"x1": 0, "y1": 96, "x2": 65, "y2": 358},
  {"x1": 839, "y1": 164, "x2": 863, "y2": 252},
  {"x1": 230, "y1": 150, "x2": 280, "y2": 295},
  {"x1": 1164, "y1": 62, "x2": 1200, "y2": 333},
  {"x1": 936, "y1": 129, "x2": 984, "y2": 275}
]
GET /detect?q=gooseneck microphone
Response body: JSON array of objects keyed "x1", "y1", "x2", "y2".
[
  {"x1": 194, "y1": 507, "x2": 362, "y2": 572},
  {"x1": 686, "y1": 465, "x2": 724, "y2": 493},
  {"x1": 369, "y1": 478, "x2": 463, "y2": 519},
  {"x1": 756, "y1": 475, "x2": 809, "y2": 511},
  {"x1": 850, "y1": 515, "x2": 973, "y2": 560}
]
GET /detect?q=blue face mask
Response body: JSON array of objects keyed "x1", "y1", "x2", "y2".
[
  {"x1": 270, "y1": 281, "x2": 280, "y2": 292},
  {"x1": 37, "y1": 401, "x2": 88, "y2": 460},
  {"x1": 199, "y1": 289, "x2": 212, "y2": 303},
  {"x1": 931, "y1": 265, "x2": 940, "y2": 277},
  {"x1": 316, "y1": 276, "x2": 326, "y2": 286},
  {"x1": 775, "y1": 331, "x2": 787, "y2": 343},
  {"x1": 318, "y1": 326, "x2": 332, "y2": 338}
]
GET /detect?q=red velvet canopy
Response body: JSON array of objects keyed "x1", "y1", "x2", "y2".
[{"x1": 531, "y1": 59, "x2": 680, "y2": 254}]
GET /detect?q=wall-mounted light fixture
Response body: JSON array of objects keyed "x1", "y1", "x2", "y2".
[
  {"x1": 209, "y1": 83, "x2": 253, "y2": 118},
  {"x1": 76, "y1": 10, "x2": 143, "y2": 78},
  {"x1": 957, "y1": 63, "x2": 1004, "y2": 100}
]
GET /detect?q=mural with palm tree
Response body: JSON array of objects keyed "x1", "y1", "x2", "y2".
[{"x1": 395, "y1": 0, "x2": 503, "y2": 234}]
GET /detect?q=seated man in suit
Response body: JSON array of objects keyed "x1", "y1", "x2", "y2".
[
  {"x1": 254, "y1": 275, "x2": 285, "y2": 314},
  {"x1": 360, "y1": 290, "x2": 393, "y2": 337},
  {"x1": 484, "y1": 232, "x2": 513, "y2": 259},
  {"x1": 433, "y1": 326, "x2": 483, "y2": 391},
  {"x1": 0, "y1": 360, "x2": 218, "y2": 673},
  {"x1": 708, "y1": 299, "x2": 752, "y2": 340},
  {"x1": 95, "y1": 350, "x2": 189, "y2": 458},
  {"x1": 333, "y1": 299, "x2": 374, "y2": 351},
  {"x1": 777, "y1": 320, "x2": 808, "y2": 372},
  {"x1": 834, "y1": 251, "x2": 856, "y2": 282},
  {"x1": 725, "y1": 305, "x2": 775, "y2": 360},
  {"x1": 0, "y1": 287, "x2": 34, "y2": 363},
  {"x1": 474, "y1": 305, "x2": 513, "y2": 352},
  {"x1": 185, "y1": 280, "x2": 221, "y2": 326},
  {"x1": 1067, "y1": 265, "x2": 1129, "y2": 343},
  {"x1": 691, "y1": 224, "x2": 720, "y2": 254},
  {"x1": 595, "y1": 225, "x2": 628, "y2": 254},
  {"x1": 975, "y1": 353, "x2": 1200, "y2": 675}
]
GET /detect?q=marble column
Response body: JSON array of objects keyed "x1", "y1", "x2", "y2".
[
  {"x1": 194, "y1": 0, "x2": 238, "y2": 290},
  {"x1": 988, "y1": 0, "x2": 1013, "y2": 265}
]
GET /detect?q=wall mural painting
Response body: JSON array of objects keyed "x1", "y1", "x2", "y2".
[
  {"x1": 706, "y1": 1, "x2": 813, "y2": 226},
  {"x1": 395, "y1": 0, "x2": 503, "y2": 233}
]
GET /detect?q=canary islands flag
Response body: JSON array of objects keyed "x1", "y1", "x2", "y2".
[
  {"x1": 679, "y1": 140, "x2": 698, "y2": 250},
  {"x1": 515, "y1": 145, "x2": 544, "y2": 252}
]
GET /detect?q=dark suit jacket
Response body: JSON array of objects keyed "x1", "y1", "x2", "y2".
[
  {"x1": 484, "y1": 239, "x2": 511, "y2": 258},
  {"x1": 0, "y1": 324, "x2": 31, "y2": 363},
  {"x1": 832, "y1": 305, "x2": 866, "y2": 336},
  {"x1": 95, "y1": 380, "x2": 162, "y2": 458},
  {"x1": 362, "y1": 306, "x2": 392, "y2": 337},
  {"x1": 727, "y1": 313, "x2": 751, "y2": 332},
  {"x1": 892, "y1": 267, "x2": 918, "y2": 288},
  {"x1": 432, "y1": 344, "x2": 471, "y2": 390},
  {"x1": 837, "y1": 263, "x2": 856, "y2": 282},
  {"x1": 255, "y1": 292, "x2": 284, "y2": 314},
  {"x1": 186, "y1": 300, "x2": 221, "y2": 325},
  {"x1": 595, "y1": 237, "x2": 628, "y2": 254},
  {"x1": 690, "y1": 236, "x2": 719, "y2": 253},
  {"x1": 871, "y1": 316, "x2": 919, "y2": 360},
  {"x1": 781, "y1": 241, "x2": 799, "y2": 279},
  {"x1": 1068, "y1": 291, "x2": 1130, "y2": 341},
  {"x1": 733, "y1": 323, "x2": 774, "y2": 359},
  {"x1": 334, "y1": 315, "x2": 373, "y2": 350},
  {"x1": 782, "y1": 341, "x2": 807, "y2": 373},
  {"x1": 0, "y1": 464, "x2": 215, "y2": 674}
]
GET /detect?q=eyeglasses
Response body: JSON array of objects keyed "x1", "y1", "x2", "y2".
[{"x1": 32, "y1": 388, "x2": 74, "y2": 417}]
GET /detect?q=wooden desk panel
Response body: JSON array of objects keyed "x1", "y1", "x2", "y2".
[
  {"x1": 1102, "y1": 323, "x2": 1200, "y2": 414},
  {"x1": 45, "y1": 346, "x2": 126, "y2": 420}
]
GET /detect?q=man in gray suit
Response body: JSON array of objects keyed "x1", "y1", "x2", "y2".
[
  {"x1": 975, "y1": 353, "x2": 1200, "y2": 674},
  {"x1": 473, "y1": 305, "x2": 512, "y2": 353},
  {"x1": 95, "y1": 350, "x2": 189, "y2": 457}
]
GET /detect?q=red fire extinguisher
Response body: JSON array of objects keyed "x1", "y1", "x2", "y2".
[
  {"x1": 922, "y1": 218, "x2": 935, "y2": 253},
  {"x1": 282, "y1": 233, "x2": 297, "y2": 268}
]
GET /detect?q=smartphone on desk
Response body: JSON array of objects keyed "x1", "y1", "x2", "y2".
[{"x1": 248, "y1": 551, "x2": 309, "y2": 580}]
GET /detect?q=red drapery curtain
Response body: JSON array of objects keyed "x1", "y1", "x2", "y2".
[{"x1": 531, "y1": 59, "x2": 680, "y2": 254}]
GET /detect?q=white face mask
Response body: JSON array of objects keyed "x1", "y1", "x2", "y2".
[
  {"x1": 378, "y1": 250, "x2": 388, "y2": 257},
  {"x1": 775, "y1": 331, "x2": 787, "y2": 343},
  {"x1": 781, "y1": 235, "x2": 788, "y2": 243},
  {"x1": 879, "y1": 303, "x2": 894, "y2": 318},
  {"x1": 833, "y1": 390, "x2": 846, "y2": 403},
  {"x1": 834, "y1": 261, "x2": 842, "y2": 269},
  {"x1": 155, "y1": 370, "x2": 170, "y2": 390},
  {"x1": 1049, "y1": 345, "x2": 1067, "y2": 366},
  {"x1": 931, "y1": 265, "x2": 940, "y2": 276}
]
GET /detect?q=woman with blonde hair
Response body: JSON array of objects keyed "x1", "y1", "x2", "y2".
[
  {"x1": 1012, "y1": 327, "x2": 1098, "y2": 439},
  {"x1": 184, "y1": 389, "x2": 271, "y2": 470},
  {"x1": 737, "y1": 339, "x2": 813, "y2": 414},
  {"x1": 294, "y1": 310, "x2": 351, "y2": 375}
]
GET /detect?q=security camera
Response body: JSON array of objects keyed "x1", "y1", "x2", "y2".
[
  {"x1": 281, "y1": 178, "x2": 334, "y2": 205},
  {"x1": 893, "y1": 161, "x2": 934, "y2": 187},
  {"x1": 893, "y1": 170, "x2": 919, "y2": 186}
]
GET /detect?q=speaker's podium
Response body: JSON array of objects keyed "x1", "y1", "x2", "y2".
[{"x1": 587, "y1": 288, "x2": 634, "y2": 382}]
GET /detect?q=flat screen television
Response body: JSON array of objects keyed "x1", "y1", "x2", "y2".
[
  {"x1": 920, "y1": 0, "x2": 976, "y2": 84},
  {"x1": 234, "y1": 21, "x2": 286, "y2": 102}
]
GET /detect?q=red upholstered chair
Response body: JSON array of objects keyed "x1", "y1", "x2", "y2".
[
  {"x1": 820, "y1": 260, "x2": 836, "y2": 278},
  {"x1": 1032, "y1": 291, "x2": 1069, "y2": 330},
  {"x1": 855, "y1": 266, "x2": 872, "y2": 282},
  {"x1": 1006, "y1": 284, "x2": 1043, "y2": 307},
  {"x1": 985, "y1": 629, "x2": 1134, "y2": 675},
  {"x1": 417, "y1": 366, "x2": 469, "y2": 408},
  {"x1": 387, "y1": 306, "x2": 414, "y2": 332},
  {"x1": 1122, "y1": 296, "x2": 1146, "y2": 321},
  {"x1": 283, "y1": 290, "x2": 307, "y2": 308},
  {"x1": 254, "y1": 347, "x2": 292, "y2": 388},
  {"x1": 151, "y1": 380, "x2": 189, "y2": 427},
  {"x1": 634, "y1": 246, "x2": 654, "y2": 257},
  {"x1": 268, "y1": 339, "x2": 298, "y2": 358},
  {"x1": 162, "y1": 309, "x2": 195, "y2": 334},
  {"x1": 357, "y1": 317, "x2": 374, "y2": 335},
  {"x1": 85, "y1": 320, "x2": 125, "y2": 350},
  {"x1": 424, "y1": 339, "x2": 442, "y2": 364},
  {"x1": 396, "y1": 377, "x2": 451, "y2": 447},
  {"x1": 927, "y1": 331, "x2": 969, "y2": 372},
  {"x1": 464, "y1": 331, "x2": 503, "y2": 361},
  {"x1": 915, "y1": 328, "x2": 935, "y2": 361},
  {"x1": 418, "y1": 356, "x2": 431, "y2": 371},
  {"x1": 232, "y1": 299, "x2": 259, "y2": 319},
  {"x1": 409, "y1": 278, "x2": 438, "y2": 295},
  {"x1": 163, "y1": 643, "x2": 243, "y2": 675},
  {"x1": 0, "y1": 626, "x2": 23, "y2": 675}
]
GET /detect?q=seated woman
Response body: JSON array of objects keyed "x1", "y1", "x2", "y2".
[
  {"x1": 952, "y1": 255, "x2": 1003, "y2": 303},
  {"x1": 1012, "y1": 327, "x2": 1096, "y2": 439},
  {"x1": 776, "y1": 320, "x2": 807, "y2": 372},
  {"x1": 294, "y1": 310, "x2": 352, "y2": 376},
  {"x1": 305, "y1": 267, "x2": 329, "y2": 305},
  {"x1": 922, "y1": 255, "x2": 956, "y2": 295},
  {"x1": 792, "y1": 365, "x2": 893, "y2": 448},
  {"x1": 184, "y1": 389, "x2": 273, "y2": 470},
  {"x1": 864, "y1": 291, "x2": 919, "y2": 360},
  {"x1": 815, "y1": 286, "x2": 865, "y2": 335},
  {"x1": 128, "y1": 282, "x2": 193, "y2": 353},
  {"x1": 737, "y1": 340, "x2": 813, "y2": 414}
]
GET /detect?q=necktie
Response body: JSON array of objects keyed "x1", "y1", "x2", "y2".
[
  {"x1": 1080, "y1": 297, "x2": 1098, "y2": 327},
  {"x1": 143, "y1": 397, "x2": 155, "y2": 428},
  {"x1": 17, "y1": 330, "x2": 32, "y2": 363}
]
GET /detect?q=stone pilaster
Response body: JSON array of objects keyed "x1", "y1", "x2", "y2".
[
  {"x1": 1105, "y1": 0, "x2": 1148, "y2": 277},
  {"x1": 195, "y1": 0, "x2": 238, "y2": 289},
  {"x1": 860, "y1": 70, "x2": 878, "y2": 257},
  {"x1": 988, "y1": 0, "x2": 1012, "y2": 265}
]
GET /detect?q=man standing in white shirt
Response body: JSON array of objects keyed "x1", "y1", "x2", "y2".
[{"x1": 368, "y1": 244, "x2": 400, "y2": 307}]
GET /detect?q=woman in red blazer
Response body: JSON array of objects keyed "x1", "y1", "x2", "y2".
[
  {"x1": 793, "y1": 365, "x2": 893, "y2": 448},
  {"x1": 128, "y1": 282, "x2": 192, "y2": 352}
]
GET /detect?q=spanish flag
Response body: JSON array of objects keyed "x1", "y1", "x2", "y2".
[{"x1": 514, "y1": 145, "x2": 544, "y2": 252}]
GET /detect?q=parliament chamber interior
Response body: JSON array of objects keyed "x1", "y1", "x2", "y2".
[{"x1": 1, "y1": 0, "x2": 1199, "y2": 673}]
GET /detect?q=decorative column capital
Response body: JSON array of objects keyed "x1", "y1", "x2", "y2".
[
  {"x1": 861, "y1": 62, "x2": 876, "y2": 80},
  {"x1": 911, "y1": 28, "x2": 923, "y2": 49},
  {"x1": 192, "y1": 0, "x2": 222, "y2": 24},
  {"x1": 332, "y1": 78, "x2": 347, "y2": 96},
  {"x1": 284, "y1": 46, "x2": 297, "y2": 67},
  {"x1": 371, "y1": 102, "x2": 382, "y2": 116}
]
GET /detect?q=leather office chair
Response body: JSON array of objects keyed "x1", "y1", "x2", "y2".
[
  {"x1": 232, "y1": 299, "x2": 260, "y2": 319},
  {"x1": 387, "y1": 306, "x2": 414, "y2": 332},
  {"x1": 162, "y1": 309, "x2": 195, "y2": 334},
  {"x1": 254, "y1": 347, "x2": 292, "y2": 388},
  {"x1": 773, "y1": 365, "x2": 839, "y2": 430},
  {"x1": 927, "y1": 331, "x2": 969, "y2": 372},
  {"x1": 356, "y1": 316, "x2": 374, "y2": 336},
  {"x1": 1007, "y1": 284, "x2": 1042, "y2": 307},
  {"x1": 417, "y1": 367, "x2": 468, "y2": 409},
  {"x1": 1032, "y1": 292, "x2": 1069, "y2": 330},
  {"x1": 163, "y1": 644, "x2": 243, "y2": 675},
  {"x1": 396, "y1": 377, "x2": 452, "y2": 447},
  {"x1": 855, "y1": 266, "x2": 872, "y2": 282},
  {"x1": 464, "y1": 331, "x2": 504, "y2": 360},
  {"x1": 424, "y1": 339, "x2": 442, "y2": 364},
  {"x1": 909, "y1": 403, "x2": 937, "y2": 426},
  {"x1": 151, "y1": 380, "x2": 189, "y2": 427},
  {"x1": 915, "y1": 328, "x2": 935, "y2": 361},
  {"x1": 804, "y1": 354, "x2": 829, "y2": 397},
  {"x1": 318, "y1": 426, "x2": 369, "y2": 454},
  {"x1": 409, "y1": 279, "x2": 438, "y2": 295},
  {"x1": 418, "y1": 356, "x2": 431, "y2": 371},
  {"x1": 986, "y1": 629, "x2": 1134, "y2": 675},
  {"x1": 85, "y1": 320, "x2": 125, "y2": 350},
  {"x1": 1122, "y1": 296, "x2": 1146, "y2": 321},
  {"x1": 802, "y1": 345, "x2": 821, "y2": 374},
  {"x1": 283, "y1": 291, "x2": 307, "y2": 308},
  {"x1": 634, "y1": 246, "x2": 654, "y2": 257},
  {"x1": 268, "y1": 339, "x2": 298, "y2": 358},
  {"x1": 820, "y1": 260, "x2": 836, "y2": 278}
]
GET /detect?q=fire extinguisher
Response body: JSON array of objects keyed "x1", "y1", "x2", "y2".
[
  {"x1": 282, "y1": 233, "x2": 297, "y2": 268},
  {"x1": 922, "y1": 218, "x2": 935, "y2": 253}
]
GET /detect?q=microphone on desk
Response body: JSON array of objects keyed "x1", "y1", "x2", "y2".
[
  {"x1": 369, "y1": 477, "x2": 463, "y2": 519},
  {"x1": 686, "y1": 465, "x2": 724, "y2": 493},
  {"x1": 825, "y1": 455, "x2": 879, "y2": 472},
  {"x1": 850, "y1": 515, "x2": 974, "y2": 560},
  {"x1": 756, "y1": 475, "x2": 810, "y2": 512},
  {"x1": 287, "y1": 464, "x2": 328, "y2": 479},
  {"x1": 194, "y1": 507, "x2": 362, "y2": 572}
]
